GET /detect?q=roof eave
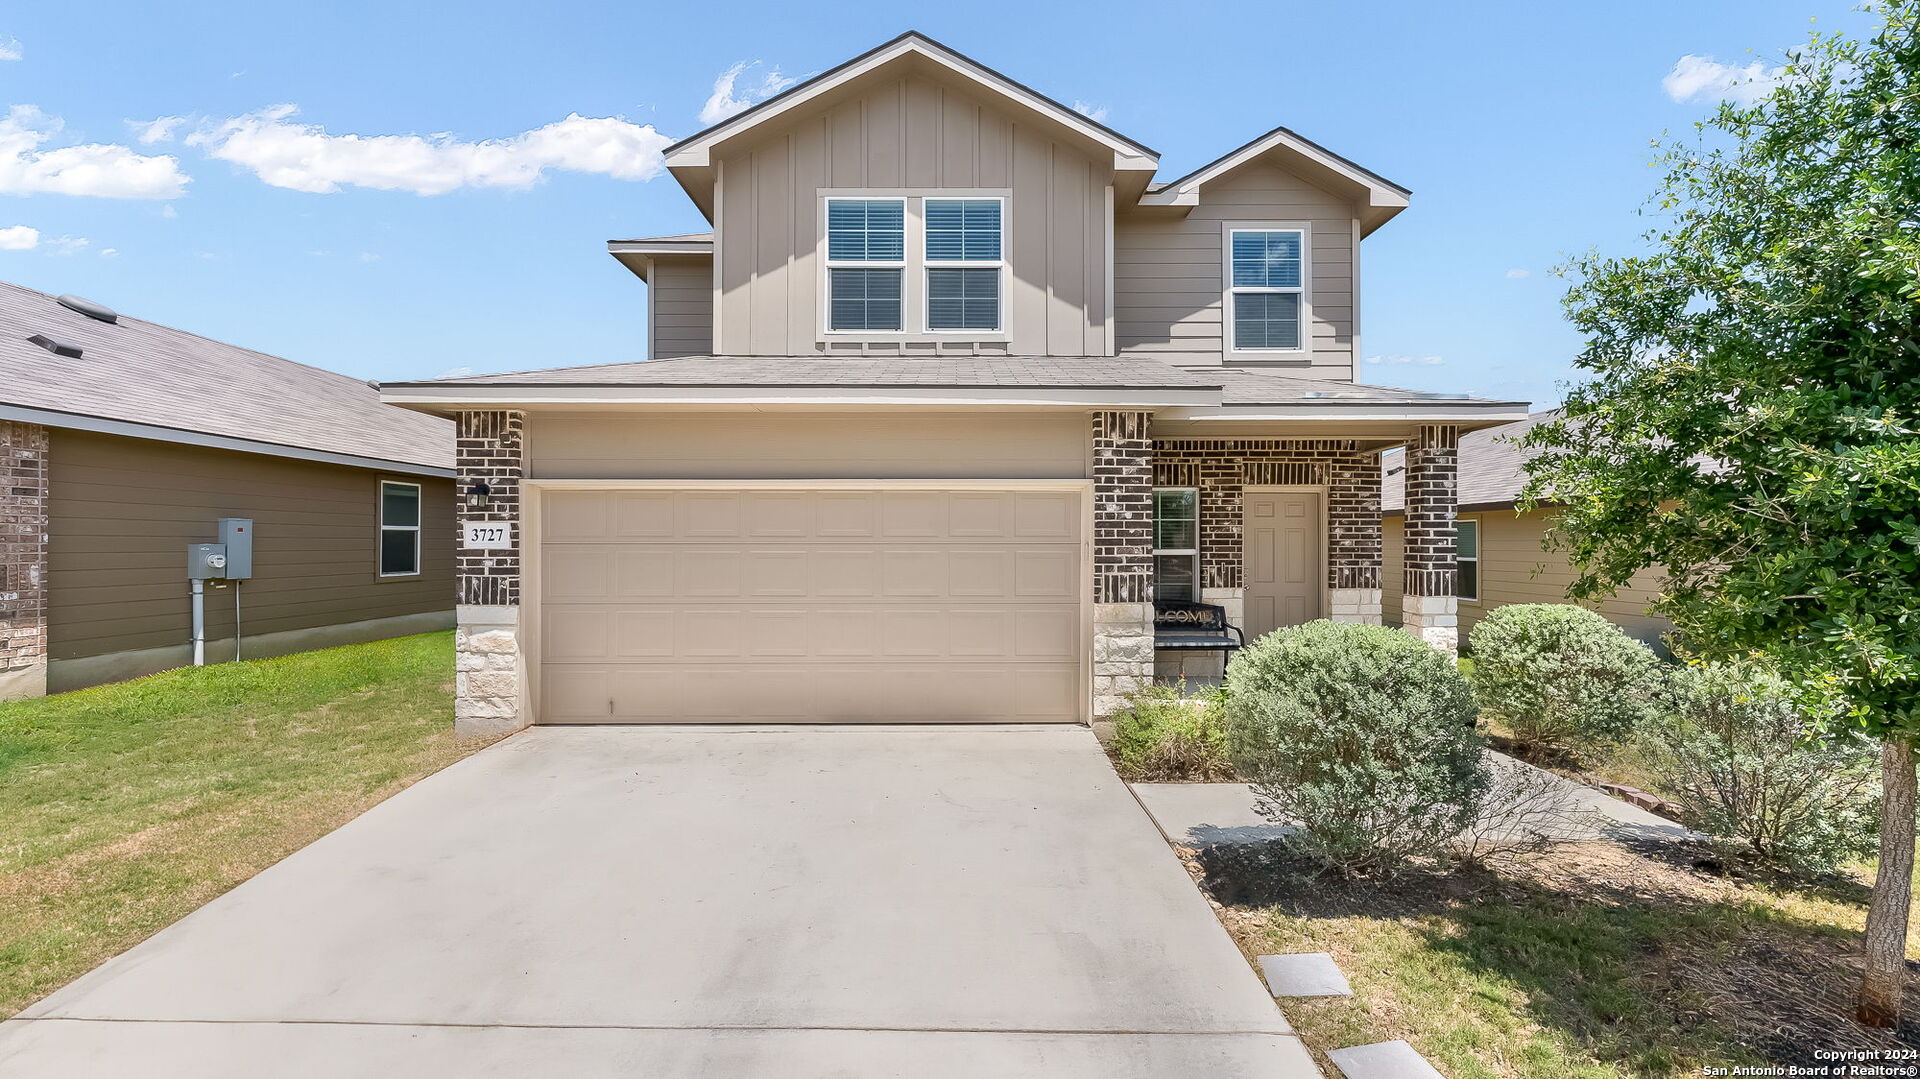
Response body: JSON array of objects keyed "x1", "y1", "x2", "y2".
[
  {"x1": 378, "y1": 384, "x2": 1220, "y2": 411},
  {"x1": 1160, "y1": 402, "x2": 1530, "y2": 426}
]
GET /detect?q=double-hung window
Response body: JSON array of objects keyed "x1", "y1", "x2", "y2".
[
  {"x1": 924, "y1": 198, "x2": 1003, "y2": 331},
  {"x1": 826, "y1": 198, "x2": 905, "y2": 332},
  {"x1": 379, "y1": 480, "x2": 421, "y2": 577},
  {"x1": 1227, "y1": 227, "x2": 1306, "y2": 352},
  {"x1": 1454, "y1": 519, "x2": 1479, "y2": 601},
  {"x1": 1153, "y1": 487, "x2": 1200, "y2": 604}
]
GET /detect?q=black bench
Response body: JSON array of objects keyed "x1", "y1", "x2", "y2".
[{"x1": 1153, "y1": 601, "x2": 1245, "y2": 672}]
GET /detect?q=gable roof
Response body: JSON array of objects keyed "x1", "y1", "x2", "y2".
[
  {"x1": 1381, "y1": 411, "x2": 1558, "y2": 513},
  {"x1": 0, "y1": 281, "x2": 452, "y2": 475},
  {"x1": 1139, "y1": 125, "x2": 1411, "y2": 235}
]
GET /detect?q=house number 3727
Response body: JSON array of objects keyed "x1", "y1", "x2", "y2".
[{"x1": 462, "y1": 523, "x2": 511, "y2": 549}]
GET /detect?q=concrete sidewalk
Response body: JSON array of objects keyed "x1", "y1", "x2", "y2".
[{"x1": 0, "y1": 725, "x2": 1314, "y2": 1078}]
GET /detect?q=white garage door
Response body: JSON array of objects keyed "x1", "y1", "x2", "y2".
[{"x1": 538, "y1": 487, "x2": 1085, "y2": 723}]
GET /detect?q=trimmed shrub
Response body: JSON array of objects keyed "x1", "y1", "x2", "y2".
[
  {"x1": 1468, "y1": 604, "x2": 1661, "y2": 758},
  {"x1": 1110, "y1": 682, "x2": 1234, "y2": 782},
  {"x1": 1639, "y1": 661, "x2": 1879, "y2": 877},
  {"x1": 1224, "y1": 620, "x2": 1488, "y2": 875}
]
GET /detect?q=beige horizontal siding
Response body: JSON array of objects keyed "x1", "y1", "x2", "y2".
[
  {"x1": 1114, "y1": 162, "x2": 1357, "y2": 375},
  {"x1": 47, "y1": 430, "x2": 454, "y2": 660},
  {"x1": 650, "y1": 254, "x2": 712, "y2": 359},
  {"x1": 1382, "y1": 508, "x2": 1671, "y2": 646}
]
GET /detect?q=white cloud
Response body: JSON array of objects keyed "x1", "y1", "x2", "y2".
[
  {"x1": 160, "y1": 203, "x2": 178, "y2": 218},
  {"x1": 358, "y1": 252, "x2": 381, "y2": 262},
  {"x1": 0, "y1": 37, "x2": 21, "y2": 61},
  {"x1": 0, "y1": 224, "x2": 37, "y2": 249},
  {"x1": 186, "y1": 105, "x2": 673, "y2": 195},
  {"x1": 698, "y1": 61, "x2": 795, "y2": 126},
  {"x1": 1662, "y1": 55, "x2": 1786, "y2": 105},
  {"x1": 99, "y1": 247, "x2": 118, "y2": 257},
  {"x1": 130, "y1": 115, "x2": 187, "y2": 144},
  {"x1": 44, "y1": 234, "x2": 89, "y2": 255},
  {"x1": 1505, "y1": 268, "x2": 1530, "y2": 279},
  {"x1": 0, "y1": 106, "x2": 191, "y2": 198},
  {"x1": 1366, "y1": 354, "x2": 1445, "y2": 366},
  {"x1": 436, "y1": 366, "x2": 473, "y2": 379},
  {"x1": 1072, "y1": 101, "x2": 1110, "y2": 123}
]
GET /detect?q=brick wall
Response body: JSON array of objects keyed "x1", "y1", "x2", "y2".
[
  {"x1": 454, "y1": 410, "x2": 524, "y2": 607},
  {"x1": 1402, "y1": 424, "x2": 1459, "y2": 597},
  {"x1": 0, "y1": 422, "x2": 46, "y2": 683},
  {"x1": 1153, "y1": 439, "x2": 1382, "y2": 591},
  {"x1": 1092, "y1": 410, "x2": 1153, "y2": 604}
]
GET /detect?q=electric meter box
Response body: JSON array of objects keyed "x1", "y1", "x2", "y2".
[
  {"x1": 217, "y1": 518, "x2": 254, "y2": 579},
  {"x1": 187, "y1": 543, "x2": 229, "y2": 580}
]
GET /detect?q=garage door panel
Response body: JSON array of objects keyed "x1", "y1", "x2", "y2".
[{"x1": 540, "y1": 488, "x2": 1083, "y2": 723}]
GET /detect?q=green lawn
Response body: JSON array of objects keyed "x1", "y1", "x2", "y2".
[{"x1": 0, "y1": 631, "x2": 492, "y2": 1016}]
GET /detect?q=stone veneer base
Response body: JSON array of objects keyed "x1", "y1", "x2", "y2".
[
  {"x1": 1093, "y1": 602, "x2": 1155, "y2": 718},
  {"x1": 456, "y1": 604, "x2": 528, "y2": 736},
  {"x1": 1328, "y1": 588, "x2": 1383, "y2": 625},
  {"x1": 1401, "y1": 593, "x2": 1459, "y2": 653}
]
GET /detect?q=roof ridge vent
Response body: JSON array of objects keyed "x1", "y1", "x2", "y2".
[
  {"x1": 55, "y1": 294, "x2": 117, "y2": 323},
  {"x1": 27, "y1": 333, "x2": 83, "y2": 359}
]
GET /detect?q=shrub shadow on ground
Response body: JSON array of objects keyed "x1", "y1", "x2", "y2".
[{"x1": 1194, "y1": 837, "x2": 1920, "y2": 1070}]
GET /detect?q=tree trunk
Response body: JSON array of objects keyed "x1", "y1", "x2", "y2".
[{"x1": 1859, "y1": 735, "x2": 1916, "y2": 1028}]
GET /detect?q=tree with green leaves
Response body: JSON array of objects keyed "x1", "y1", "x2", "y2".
[{"x1": 1523, "y1": 4, "x2": 1920, "y2": 1026}]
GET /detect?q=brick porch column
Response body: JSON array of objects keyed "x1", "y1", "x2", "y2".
[
  {"x1": 455, "y1": 410, "x2": 528, "y2": 735},
  {"x1": 1091, "y1": 410, "x2": 1154, "y2": 718},
  {"x1": 1401, "y1": 423, "x2": 1460, "y2": 652},
  {"x1": 1327, "y1": 451, "x2": 1384, "y2": 624},
  {"x1": 0, "y1": 422, "x2": 47, "y2": 700}
]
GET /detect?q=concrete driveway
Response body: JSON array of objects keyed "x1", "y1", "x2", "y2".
[{"x1": 0, "y1": 725, "x2": 1312, "y2": 1077}]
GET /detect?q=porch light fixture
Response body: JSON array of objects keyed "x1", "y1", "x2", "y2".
[{"x1": 465, "y1": 480, "x2": 492, "y2": 509}]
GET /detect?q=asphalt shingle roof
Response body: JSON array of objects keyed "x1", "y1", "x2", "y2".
[
  {"x1": 1381, "y1": 411, "x2": 1559, "y2": 512},
  {"x1": 0, "y1": 281, "x2": 451, "y2": 470},
  {"x1": 395, "y1": 354, "x2": 1224, "y2": 390}
]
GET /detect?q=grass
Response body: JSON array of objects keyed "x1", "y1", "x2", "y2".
[
  {"x1": 0, "y1": 631, "x2": 493, "y2": 1016},
  {"x1": 1192, "y1": 839, "x2": 1920, "y2": 1076}
]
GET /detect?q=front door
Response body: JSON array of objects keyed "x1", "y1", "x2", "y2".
[{"x1": 1242, "y1": 490, "x2": 1324, "y2": 640}]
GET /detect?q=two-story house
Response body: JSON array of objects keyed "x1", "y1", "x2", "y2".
[{"x1": 381, "y1": 32, "x2": 1528, "y2": 733}]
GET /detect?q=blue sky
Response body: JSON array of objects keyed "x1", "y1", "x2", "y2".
[{"x1": 0, "y1": 1, "x2": 1876, "y2": 409}]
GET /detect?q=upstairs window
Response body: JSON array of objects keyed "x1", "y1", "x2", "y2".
[
  {"x1": 925, "y1": 198, "x2": 1004, "y2": 332},
  {"x1": 1153, "y1": 487, "x2": 1200, "y2": 604},
  {"x1": 826, "y1": 198, "x2": 905, "y2": 331},
  {"x1": 1227, "y1": 228, "x2": 1306, "y2": 352}
]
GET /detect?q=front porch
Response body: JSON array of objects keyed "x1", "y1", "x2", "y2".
[{"x1": 1091, "y1": 411, "x2": 1463, "y2": 716}]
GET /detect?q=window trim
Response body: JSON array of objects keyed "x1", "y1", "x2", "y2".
[
  {"x1": 1454, "y1": 517, "x2": 1479, "y2": 603},
  {"x1": 1152, "y1": 486, "x2": 1201, "y2": 604},
  {"x1": 1222, "y1": 221, "x2": 1312, "y2": 360},
  {"x1": 378, "y1": 479, "x2": 422, "y2": 579},
  {"x1": 817, "y1": 190, "x2": 1012, "y2": 342}
]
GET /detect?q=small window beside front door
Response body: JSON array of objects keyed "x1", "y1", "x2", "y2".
[
  {"x1": 1455, "y1": 519, "x2": 1479, "y2": 601},
  {"x1": 1153, "y1": 487, "x2": 1199, "y2": 603}
]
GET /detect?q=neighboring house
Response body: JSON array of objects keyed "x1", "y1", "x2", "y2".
[
  {"x1": 0, "y1": 282, "x2": 457, "y2": 699},
  {"x1": 1381, "y1": 411, "x2": 1672, "y2": 646},
  {"x1": 379, "y1": 31, "x2": 1529, "y2": 734}
]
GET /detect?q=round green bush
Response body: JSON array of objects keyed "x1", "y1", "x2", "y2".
[
  {"x1": 1468, "y1": 604, "x2": 1661, "y2": 757},
  {"x1": 1639, "y1": 661, "x2": 1878, "y2": 877},
  {"x1": 1224, "y1": 620, "x2": 1488, "y2": 875}
]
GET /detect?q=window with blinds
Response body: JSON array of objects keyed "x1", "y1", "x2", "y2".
[
  {"x1": 924, "y1": 198, "x2": 1003, "y2": 332},
  {"x1": 825, "y1": 198, "x2": 905, "y2": 331},
  {"x1": 1227, "y1": 228, "x2": 1306, "y2": 352}
]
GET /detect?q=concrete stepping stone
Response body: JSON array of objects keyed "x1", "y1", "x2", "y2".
[
  {"x1": 1328, "y1": 1040, "x2": 1446, "y2": 1079},
  {"x1": 1256, "y1": 952, "x2": 1352, "y2": 997}
]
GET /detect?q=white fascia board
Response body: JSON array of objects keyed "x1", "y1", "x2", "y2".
[
  {"x1": 380, "y1": 384, "x2": 1219, "y2": 408},
  {"x1": 1139, "y1": 128, "x2": 1409, "y2": 213},
  {"x1": 1160, "y1": 404, "x2": 1531, "y2": 423},
  {"x1": 664, "y1": 37, "x2": 1157, "y2": 176},
  {"x1": 0, "y1": 402, "x2": 455, "y2": 477},
  {"x1": 607, "y1": 240, "x2": 714, "y2": 256}
]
